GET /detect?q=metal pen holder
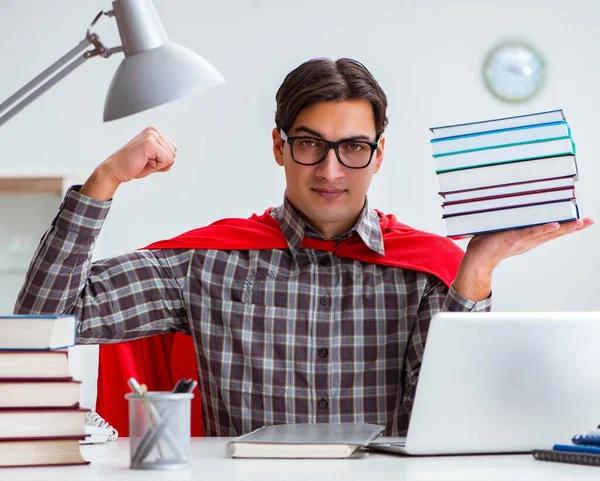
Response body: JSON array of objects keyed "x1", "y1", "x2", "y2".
[{"x1": 126, "y1": 392, "x2": 194, "y2": 470}]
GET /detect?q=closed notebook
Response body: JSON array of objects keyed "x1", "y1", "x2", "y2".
[
  {"x1": 227, "y1": 423, "x2": 385, "y2": 458},
  {"x1": 0, "y1": 315, "x2": 76, "y2": 350},
  {"x1": 0, "y1": 437, "x2": 89, "y2": 467}
]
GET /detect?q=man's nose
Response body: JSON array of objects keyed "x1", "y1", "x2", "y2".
[{"x1": 315, "y1": 148, "x2": 345, "y2": 180}]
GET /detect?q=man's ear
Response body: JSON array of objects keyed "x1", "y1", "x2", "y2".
[
  {"x1": 373, "y1": 136, "x2": 385, "y2": 174},
  {"x1": 272, "y1": 128, "x2": 284, "y2": 166}
]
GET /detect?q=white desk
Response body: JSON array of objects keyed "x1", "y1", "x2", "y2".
[{"x1": 0, "y1": 438, "x2": 598, "y2": 481}]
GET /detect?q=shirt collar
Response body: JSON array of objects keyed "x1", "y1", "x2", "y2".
[{"x1": 270, "y1": 193, "x2": 385, "y2": 258}]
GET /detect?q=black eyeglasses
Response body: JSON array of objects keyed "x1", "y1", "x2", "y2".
[{"x1": 280, "y1": 131, "x2": 381, "y2": 169}]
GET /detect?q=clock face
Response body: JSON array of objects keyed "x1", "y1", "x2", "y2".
[{"x1": 483, "y1": 42, "x2": 546, "y2": 102}]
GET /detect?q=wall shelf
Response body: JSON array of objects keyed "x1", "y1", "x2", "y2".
[
  {"x1": 0, "y1": 177, "x2": 64, "y2": 195},
  {"x1": 0, "y1": 168, "x2": 82, "y2": 195}
]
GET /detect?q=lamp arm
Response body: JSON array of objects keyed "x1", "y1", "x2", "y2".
[{"x1": 0, "y1": 10, "x2": 123, "y2": 128}]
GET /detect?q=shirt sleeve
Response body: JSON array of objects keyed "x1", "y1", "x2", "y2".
[
  {"x1": 397, "y1": 276, "x2": 492, "y2": 434},
  {"x1": 13, "y1": 186, "x2": 193, "y2": 344}
]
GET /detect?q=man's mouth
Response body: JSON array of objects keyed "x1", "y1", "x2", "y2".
[{"x1": 312, "y1": 188, "x2": 346, "y2": 200}]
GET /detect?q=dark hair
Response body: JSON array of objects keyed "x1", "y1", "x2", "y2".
[{"x1": 275, "y1": 58, "x2": 389, "y2": 138}]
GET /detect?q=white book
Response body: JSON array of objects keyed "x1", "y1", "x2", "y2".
[
  {"x1": 442, "y1": 176, "x2": 575, "y2": 202},
  {"x1": 444, "y1": 200, "x2": 579, "y2": 238},
  {"x1": 437, "y1": 155, "x2": 577, "y2": 193},
  {"x1": 442, "y1": 188, "x2": 574, "y2": 215},
  {"x1": 430, "y1": 110, "x2": 565, "y2": 139},
  {"x1": 227, "y1": 423, "x2": 385, "y2": 458},
  {"x1": 0, "y1": 315, "x2": 76, "y2": 350},
  {"x1": 431, "y1": 122, "x2": 570, "y2": 155},
  {"x1": 435, "y1": 137, "x2": 574, "y2": 173}
]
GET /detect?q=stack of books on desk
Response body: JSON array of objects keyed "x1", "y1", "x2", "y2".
[
  {"x1": 0, "y1": 315, "x2": 89, "y2": 468},
  {"x1": 430, "y1": 110, "x2": 580, "y2": 238},
  {"x1": 533, "y1": 427, "x2": 600, "y2": 467}
]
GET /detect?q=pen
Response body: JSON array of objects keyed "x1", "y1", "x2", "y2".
[{"x1": 128, "y1": 378, "x2": 166, "y2": 456}]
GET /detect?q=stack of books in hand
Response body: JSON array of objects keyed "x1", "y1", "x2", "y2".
[
  {"x1": 0, "y1": 315, "x2": 89, "y2": 468},
  {"x1": 533, "y1": 427, "x2": 600, "y2": 467},
  {"x1": 430, "y1": 110, "x2": 579, "y2": 238}
]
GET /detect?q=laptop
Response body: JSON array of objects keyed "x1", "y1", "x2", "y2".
[{"x1": 369, "y1": 312, "x2": 600, "y2": 455}]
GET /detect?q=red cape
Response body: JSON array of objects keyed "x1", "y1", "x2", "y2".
[{"x1": 96, "y1": 209, "x2": 463, "y2": 436}]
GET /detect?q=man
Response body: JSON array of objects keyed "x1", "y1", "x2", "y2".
[{"x1": 14, "y1": 58, "x2": 592, "y2": 437}]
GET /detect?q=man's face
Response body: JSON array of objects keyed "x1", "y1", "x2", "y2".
[{"x1": 272, "y1": 99, "x2": 385, "y2": 238}]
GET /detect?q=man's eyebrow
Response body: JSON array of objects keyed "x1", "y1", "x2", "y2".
[{"x1": 292, "y1": 125, "x2": 374, "y2": 142}]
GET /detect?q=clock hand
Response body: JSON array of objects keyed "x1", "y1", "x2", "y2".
[{"x1": 502, "y1": 64, "x2": 525, "y2": 75}]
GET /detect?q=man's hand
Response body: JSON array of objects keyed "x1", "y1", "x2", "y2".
[
  {"x1": 453, "y1": 218, "x2": 594, "y2": 302},
  {"x1": 80, "y1": 127, "x2": 177, "y2": 201}
]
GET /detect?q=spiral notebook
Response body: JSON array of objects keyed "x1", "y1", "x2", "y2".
[
  {"x1": 533, "y1": 449, "x2": 600, "y2": 467},
  {"x1": 533, "y1": 431, "x2": 600, "y2": 467}
]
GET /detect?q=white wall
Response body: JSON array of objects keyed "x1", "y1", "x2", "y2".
[{"x1": 1, "y1": 0, "x2": 599, "y2": 407}]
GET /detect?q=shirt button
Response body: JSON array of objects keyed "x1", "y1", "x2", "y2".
[
  {"x1": 319, "y1": 257, "x2": 330, "y2": 267},
  {"x1": 318, "y1": 398, "x2": 328, "y2": 409},
  {"x1": 319, "y1": 296, "x2": 329, "y2": 306},
  {"x1": 318, "y1": 347, "x2": 328, "y2": 359}
]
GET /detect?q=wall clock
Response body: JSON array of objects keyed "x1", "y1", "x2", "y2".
[{"x1": 483, "y1": 42, "x2": 546, "y2": 102}]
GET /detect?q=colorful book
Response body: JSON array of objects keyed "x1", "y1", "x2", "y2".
[
  {"x1": 443, "y1": 200, "x2": 579, "y2": 238},
  {"x1": 434, "y1": 137, "x2": 575, "y2": 173},
  {"x1": 441, "y1": 176, "x2": 575, "y2": 202},
  {"x1": 431, "y1": 121, "x2": 570, "y2": 155},
  {"x1": 437, "y1": 155, "x2": 577, "y2": 193},
  {"x1": 430, "y1": 109, "x2": 565, "y2": 139},
  {"x1": 442, "y1": 188, "x2": 574, "y2": 216}
]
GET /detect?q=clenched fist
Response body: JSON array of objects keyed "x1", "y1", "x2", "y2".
[{"x1": 81, "y1": 127, "x2": 177, "y2": 201}]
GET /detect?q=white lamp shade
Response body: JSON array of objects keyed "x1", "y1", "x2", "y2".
[{"x1": 103, "y1": 42, "x2": 225, "y2": 122}]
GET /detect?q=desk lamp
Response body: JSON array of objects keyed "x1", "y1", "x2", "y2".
[{"x1": 0, "y1": 0, "x2": 225, "y2": 126}]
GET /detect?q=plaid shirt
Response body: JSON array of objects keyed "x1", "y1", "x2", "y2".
[{"x1": 15, "y1": 187, "x2": 491, "y2": 436}]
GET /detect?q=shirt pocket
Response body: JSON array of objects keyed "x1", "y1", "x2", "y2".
[
  {"x1": 201, "y1": 299, "x2": 301, "y2": 397},
  {"x1": 202, "y1": 299, "x2": 299, "y2": 432}
]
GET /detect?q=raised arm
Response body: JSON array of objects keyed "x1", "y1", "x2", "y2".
[{"x1": 14, "y1": 127, "x2": 190, "y2": 343}]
